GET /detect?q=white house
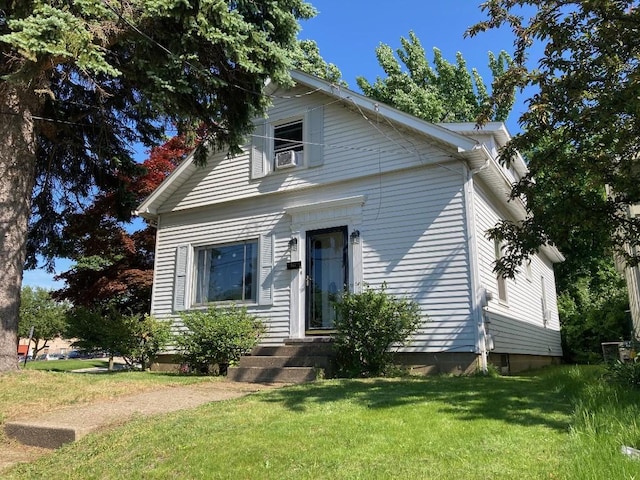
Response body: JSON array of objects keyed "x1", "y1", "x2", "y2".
[{"x1": 137, "y1": 70, "x2": 564, "y2": 375}]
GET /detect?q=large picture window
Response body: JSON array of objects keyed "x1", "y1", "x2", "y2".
[{"x1": 194, "y1": 240, "x2": 258, "y2": 304}]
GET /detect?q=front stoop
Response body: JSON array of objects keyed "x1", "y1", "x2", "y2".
[{"x1": 228, "y1": 338, "x2": 335, "y2": 384}]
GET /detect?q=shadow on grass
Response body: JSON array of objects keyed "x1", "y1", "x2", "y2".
[{"x1": 258, "y1": 366, "x2": 604, "y2": 432}]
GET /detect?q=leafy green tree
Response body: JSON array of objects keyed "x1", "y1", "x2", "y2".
[
  {"x1": 557, "y1": 260, "x2": 630, "y2": 363},
  {"x1": 66, "y1": 306, "x2": 171, "y2": 370},
  {"x1": 0, "y1": 0, "x2": 315, "y2": 372},
  {"x1": 467, "y1": 1, "x2": 640, "y2": 278},
  {"x1": 356, "y1": 31, "x2": 514, "y2": 123},
  {"x1": 18, "y1": 286, "x2": 68, "y2": 360}
]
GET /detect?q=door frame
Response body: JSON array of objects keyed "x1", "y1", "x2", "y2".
[
  {"x1": 304, "y1": 226, "x2": 348, "y2": 334},
  {"x1": 285, "y1": 195, "x2": 366, "y2": 340}
]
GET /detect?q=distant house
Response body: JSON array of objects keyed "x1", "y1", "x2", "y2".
[
  {"x1": 137, "y1": 70, "x2": 564, "y2": 374},
  {"x1": 619, "y1": 204, "x2": 640, "y2": 340}
]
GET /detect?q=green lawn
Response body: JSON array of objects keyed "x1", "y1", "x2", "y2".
[
  {"x1": 4, "y1": 366, "x2": 640, "y2": 479},
  {"x1": 21, "y1": 358, "x2": 111, "y2": 372}
]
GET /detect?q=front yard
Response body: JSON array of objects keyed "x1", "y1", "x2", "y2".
[{"x1": 2, "y1": 365, "x2": 640, "y2": 479}]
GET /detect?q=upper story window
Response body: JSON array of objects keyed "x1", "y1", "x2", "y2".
[
  {"x1": 194, "y1": 240, "x2": 258, "y2": 304},
  {"x1": 274, "y1": 120, "x2": 304, "y2": 155},
  {"x1": 250, "y1": 106, "x2": 324, "y2": 180}
]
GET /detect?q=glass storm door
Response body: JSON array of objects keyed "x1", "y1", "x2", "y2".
[{"x1": 305, "y1": 226, "x2": 348, "y2": 333}]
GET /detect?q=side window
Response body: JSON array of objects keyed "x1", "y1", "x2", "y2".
[
  {"x1": 541, "y1": 275, "x2": 549, "y2": 326},
  {"x1": 494, "y1": 239, "x2": 508, "y2": 303},
  {"x1": 193, "y1": 240, "x2": 258, "y2": 304}
]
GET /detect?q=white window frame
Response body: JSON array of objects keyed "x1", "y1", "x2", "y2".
[
  {"x1": 192, "y1": 239, "x2": 259, "y2": 306},
  {"x1": 273, "y1": 119, "x2": 304, "y2": 155},
  {"x1": 268, "y1": 116, "x2": 305, "y2": 173},
  {"x1": 250, "y1": 106, "x2": 323, "y2": 180}
]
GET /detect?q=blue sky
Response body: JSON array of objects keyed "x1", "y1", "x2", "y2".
[
  {"x1": 298, "y1": 0, "x2": 535, "y2": 133},
  {"x1": 23, "y1": 1, "x2": 533, "y2": 290}
]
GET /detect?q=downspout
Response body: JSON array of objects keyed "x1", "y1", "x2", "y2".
[{"x1": 465, "y1": 146, "x2": 492, "y2": 373}]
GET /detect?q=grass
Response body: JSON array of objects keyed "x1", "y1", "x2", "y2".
[
  {"x1": 21, "y1": 358, "x2": 110, "y2": 372},
  {"x1": 0, "y1": 367, "x2": 220, "y2": 428},
  {"x1": 3, "y1": 366, "x2": 640, "y2": 479}
]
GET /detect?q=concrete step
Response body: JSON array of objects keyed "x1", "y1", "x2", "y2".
[
  {"x1": 227, "y1": 366, "x2": 318, "y2": 384},
  {"x1": 238, "y1": 355, "x2": 330, "y2": 368},
  {"x1": 4, "y1": 422, "x2": 79, "y2": 450},
  {"x1": 251, "y1": 344, "x2": 335, "y2": 357}
]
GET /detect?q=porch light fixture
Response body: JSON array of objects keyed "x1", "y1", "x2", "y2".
[
  {"x1": 350, "y1": 229, "x2": 360, "y2": 244},
  {"x1": 288, "y1": 237, "x2": 298, "y2": 251}
]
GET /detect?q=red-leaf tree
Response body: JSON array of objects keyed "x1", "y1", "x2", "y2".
[{"x1": 54, "y1": 135, "x2": 193, "y2": 315}]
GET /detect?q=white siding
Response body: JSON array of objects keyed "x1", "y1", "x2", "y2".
[
  {"x1": 358, "y1": 166, "x2": 475, "y2": 353},
  {"x1": 473, "y1": 182, "x2": 562, "y2": 356},
  {"x1": 158, "y1": 86, "x2": 457, "y2": 214},
  {"x1": 150, "y1": 161, "x2": 475, "y2": 352},
  {"x1": 146, "y1": 85, "x2": 562, "y2": 357}
]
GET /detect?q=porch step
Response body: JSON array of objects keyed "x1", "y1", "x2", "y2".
[
  {"x1": 228, "y1": 338, "x2": 336, "y2": 384},
  {"x1": 227, "y1": 366, "x2": 318, "y2": 383},
  {"x1": 238, "y1": 355, "x2": 331, "y2": 369}
]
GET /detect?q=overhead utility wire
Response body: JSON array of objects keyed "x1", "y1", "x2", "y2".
[{"x1": 99, "y1": 0, "x2": 325, "y2": 101}]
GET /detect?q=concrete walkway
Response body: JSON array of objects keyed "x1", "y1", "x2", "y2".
[{"x1": 4, "y1": 381, "x2": 277, "y2": 451}]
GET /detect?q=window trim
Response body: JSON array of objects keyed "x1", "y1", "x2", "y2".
[
  {"x1": 250, "y1": 106, "x2": 324, "y2": 180},
  {"x1": 273, "y1": 119, "x2": 304, "y2": 155},
  {"x1": 269, "y1": 116, "x2": 305, "y2": 172},
  {"x1": 192, "y1": 239, "x2": 259, "y2": 306}
]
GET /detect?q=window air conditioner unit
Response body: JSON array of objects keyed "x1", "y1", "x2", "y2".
[{"x1": 275, "y1": 150, "x2": 298, "y2": 169}]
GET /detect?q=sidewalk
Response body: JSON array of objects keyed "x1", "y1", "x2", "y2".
[{"x1": 2, "y1": 380, "x2": 278, "y2": 469}]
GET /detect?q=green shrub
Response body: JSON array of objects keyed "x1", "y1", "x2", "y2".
[
  {"x1": 176, "y1": 305, "x2": 265, "y2": 375},
  {"x1": 605, "y1": 360, "x2": 640, "y2": 389},
  {"x1": 123, "y1": 314, "x2": 172, "y2": 370},
  {"x1": 333, "y1": 284, "x2": 423, "y2": 377}
]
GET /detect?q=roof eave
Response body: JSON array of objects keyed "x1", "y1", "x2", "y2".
[{"x1": 289, "y1": 70, "x2": 479, "y2": 153}]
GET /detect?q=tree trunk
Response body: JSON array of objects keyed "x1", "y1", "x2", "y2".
[{"x1": 0, "y1": 83, "x2": 42, "y2": 373}]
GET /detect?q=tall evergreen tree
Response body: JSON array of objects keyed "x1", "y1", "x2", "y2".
[{"x1": 0, "y1": 0, "x2": 315, "y2": 372}]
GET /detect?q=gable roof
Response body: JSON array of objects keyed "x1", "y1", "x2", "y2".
[
  {"x1": 135, "y1": 70, "x2": 563, "y2": 263},
  {"x1": 136, "y1": 70, "x2": 483, "y2": 220}
]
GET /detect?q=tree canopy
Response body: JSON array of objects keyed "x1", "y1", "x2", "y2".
[
  {"x1": 53, "y1": 37, "x2": 343, "y2": 317},
  {"x1": 0, "y1": 0, "x2": 315, "y2": 372},
  {"x1": 356, "y1": 31, "x2": 514, "y2": 123},
  {"x1": 467, "y1": 0, "x2": 640, "y2": 277},
  {"x1": 292, "y1": 39, "x2": 345, "y2": 86},
  {"x1": 18, "y1": 286, "x2": 69, "y2": 360}
]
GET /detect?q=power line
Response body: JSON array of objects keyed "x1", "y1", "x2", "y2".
[{"x1": 99, "y1": 0, "x2": 326, "y2": 102}]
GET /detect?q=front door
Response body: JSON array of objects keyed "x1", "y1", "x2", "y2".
[{"x1": 305, "y1": 226, "x2": 348, "y2": 333}]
